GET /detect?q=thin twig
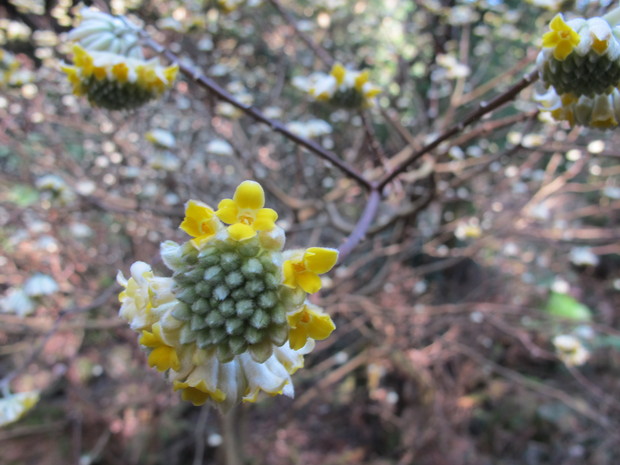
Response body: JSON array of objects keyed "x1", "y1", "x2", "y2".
[
  {"x1": 266, "y1": 0, "x2": 335, "y2": 67},
  {"x1": 140, "y1": 35, "x2": 372, "y2": 190},
  {"x1": 378, "y1": 71, "x2": 539, "y2": 190},
  {"x1": 338, "y1": 188, "x2": 381, "y2": 261}
]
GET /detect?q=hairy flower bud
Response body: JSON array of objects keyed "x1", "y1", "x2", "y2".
[{"x1": 118, "y1": 181, "x2": 337, "y2": 410}]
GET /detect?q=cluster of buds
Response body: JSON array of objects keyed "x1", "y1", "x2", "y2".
[
  {"x1": 536, "y1": 11, "x2": 620, "y2": 129},
  {"x1": 294, "y1": 63, "x2": 381, "y2": 109},
  {"x1": 118, "y1": 181, "x2": 338, "y2": 411},
  {"x1": 62, "y1": 9, "x2": 177, "y2": 110}
]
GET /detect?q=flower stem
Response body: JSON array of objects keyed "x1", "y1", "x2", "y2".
[{"x1": 221, "y1": 406, "x2": 244, "y2": 465}]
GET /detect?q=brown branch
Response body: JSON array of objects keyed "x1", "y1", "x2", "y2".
[
  {"x1": 266, "y1": 0, "x2": 335, "y2": 67},
  {"x1": 338, "y1": 188, "x2": 382, "y2": 261},
  {"x1": 378, "y1": 70, "x2": 539, "y2": 190},
  {"x1": 140, "y1": 35, "x2": 373, "y2": 190}
]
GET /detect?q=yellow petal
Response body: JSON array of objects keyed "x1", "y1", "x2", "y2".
[
  {"x1": 93, "y1": 66, "x2": 107, "y2": 80},
  {"x1": 228, "y1": 223, "x2": 256, "y2": 241},
  {"x1": 164, "y1": 65, "x2": 179, "y2": 83},
  {"x1": 215, "y1": 198, "x2": 239, "y2": 224},
  {"x1": 354, "y1": 70, "x2": 369, "y2": 91},
  {"x1": 148, "y1": 346, "x2": 180, "y2": 371},
  {"x1": 288, "y1": 329, "x2": 308, "y2": 350},
  {"x1": 253, "y1": 208, "x2": 278, "y2": 231},
  {"x1": 282, "y1": 260, "x2": 297, "y2": 288},
  {"x1": 173, "y1": 380, "x2": 226, "y2": 405},
  {"x1": 364, "y1": 87, "x2": 381, "y2": 98},
  {"x1": 181, "y1": 200, "x2": 216, "y2": 238},
  {"x1": 303, "y1": 247, "x2": 339, "y2": 274},
  {"x1": 307, "y1": 311, "x2": 336, "y2": 340},
  {"x1": 233, "y1": 180, "x2": 265, "y2": 209},
  {"x1": 331, "y1": 63, "x2": 346, "y2": 86},
  {"x1": 553, "y1": 41, "x2": 574, "y2": 61},
  {"x1": 296, "y1": 271, "x2": 322, "y2": 294},
  {"x1": 112, "y1": 63, "x2": 129, "y2": 82}
]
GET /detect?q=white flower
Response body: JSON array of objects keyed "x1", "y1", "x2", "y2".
[
  {"x1": 0, "y1": 391, "x2": 40, "y2": 427},
  {"x1": 569, "y1": 247, "x2": 600, "y2": 267},
  {"x1": 287, "y1": 119, "x2": 332, "y2": 138},
  {"x1": 553, "y1": 334, "x2": 590, "y2": 366},
  {"x1": 23, "y1": 274, "x2": 59, "y2": 297},
  {"x1": 455, "y1": 218, "x2": 482, "y2": 240},
  {"x1": 149, "y1": 151, "x2": 181, "y2": 171},
  {"x1": 206, "y1": 139, "x2": 235, "y2": 157},
  {"x1": 1, "y1": 288, "x2": 36, "y2": 317},
  {"x1": 68, "y1": 8, "x2": 142, "y2": 58},
  {"x1": 36, "y1": 174, "x2": 77, "y2": 206},
  {"x1": 117, "y1": 261, "x2": 176, "y2": 331},
  {"x1": 146, "y1": 129, "x2": 176, "y2": 149}
]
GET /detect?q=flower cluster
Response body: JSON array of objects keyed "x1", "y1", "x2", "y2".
[
  {"x1": 536, "y1": 13, "x2": 620, "y2": 128},
  {"x1": 535, "y1": 87, "x2": 620, "y2": 129},
  {"x1": 118, "y1": 181, "x2": 337, "y2": 411},
  {"x1": 0, "y1": 391, "x2": 40, "y2": 427},
  {"x1": 62, "y1": 9, "x2": 178, "y2": 110},
  {"x1": 294, "y1": 63, "x2": 381, "y2": 109}
]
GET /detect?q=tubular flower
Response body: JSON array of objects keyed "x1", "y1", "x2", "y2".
[
  {"x1": 180, "y1": 200, "x2": 222, "y2": 247},
  {"x1": 215, "y1": 181, "x2": 278, "y2": 241},
  {"x1": 542, "y1": 14, "x2": 581, "y2": 61},
  {"x1": 117, "y1": 180, "x2": 338, "y2": 411},
  {"x1": 68, "y1": 8, "x2": 142, "y2": 58},
  {"x1": 294, "y1": 63, "x2": 381, "y2": 108},
  {"x1": 535, "y1": 86, "x2": 620, "y2": 129},
  {"x1": 287, "y1": 302, "x2": 336, "y2": 350},
  {"x1": 62, "y1": 45, "x2": 178, "y2": 110},
  {"x1": 282, "y1": 247, "x2": 339, "y2": 294},
  {"x1": 537, "y1": 14, "x2": 620, "y2": 98}
]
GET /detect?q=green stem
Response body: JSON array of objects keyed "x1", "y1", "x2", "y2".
[{"x1": 221, "y1": 406, "x2": 243, "y2": 465}]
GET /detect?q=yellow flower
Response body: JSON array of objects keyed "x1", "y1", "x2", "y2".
[
  {"x1": 283, "y1": 247, "x2": 339, "y2": 294},
  {"x1": 542, "y1": 14, "x2": 580, "y2": 61},
  {"x1": 173, "y1": 380, "x2": 226, "y2": 406},
  {"x1": 139, "y1": 322, "x2": 181, "y2": 371},
  {"x1": 215, "y1": 181, "x2": 278, "y2": 241},
  {"x1": 331, "y1": 63, "x2": 347, "y2": 86},
  {"x1": 117, "y1": 262, "x2": 155, "y2": 330},
  {"x1": 180, "y1": 200, "x2": 221, "y2": 248},
  {"x1": 287, "y1": 303, "x2": 336, "y2": 350},
  {"x1": 354, "y1": 70, "x2": 381, "y2": 99}
]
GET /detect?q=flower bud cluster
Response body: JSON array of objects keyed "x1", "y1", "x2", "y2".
[
  {"x1": 67, "y1": 8, "x2": 143, "y2": 58},
  {"x1": 536, "y1": 13, "x2": 620, "y2": 129},
  {"x1": 118, "y1": 181, "x2": 337, "y2": 410},
  {"x1": 62, "y1": 9, "x2": 177, "y2": 110},
  {"x1": 294, "y1": 63, "x2": 381, "y2": 109}
]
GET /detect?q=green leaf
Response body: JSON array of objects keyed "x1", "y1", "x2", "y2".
[
  {"x1": 545, "y1": 292, "x2": 593, "y2": 322},
  {"x1": 8, "y1": 184, "x2": 39, "y2": 207}
]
